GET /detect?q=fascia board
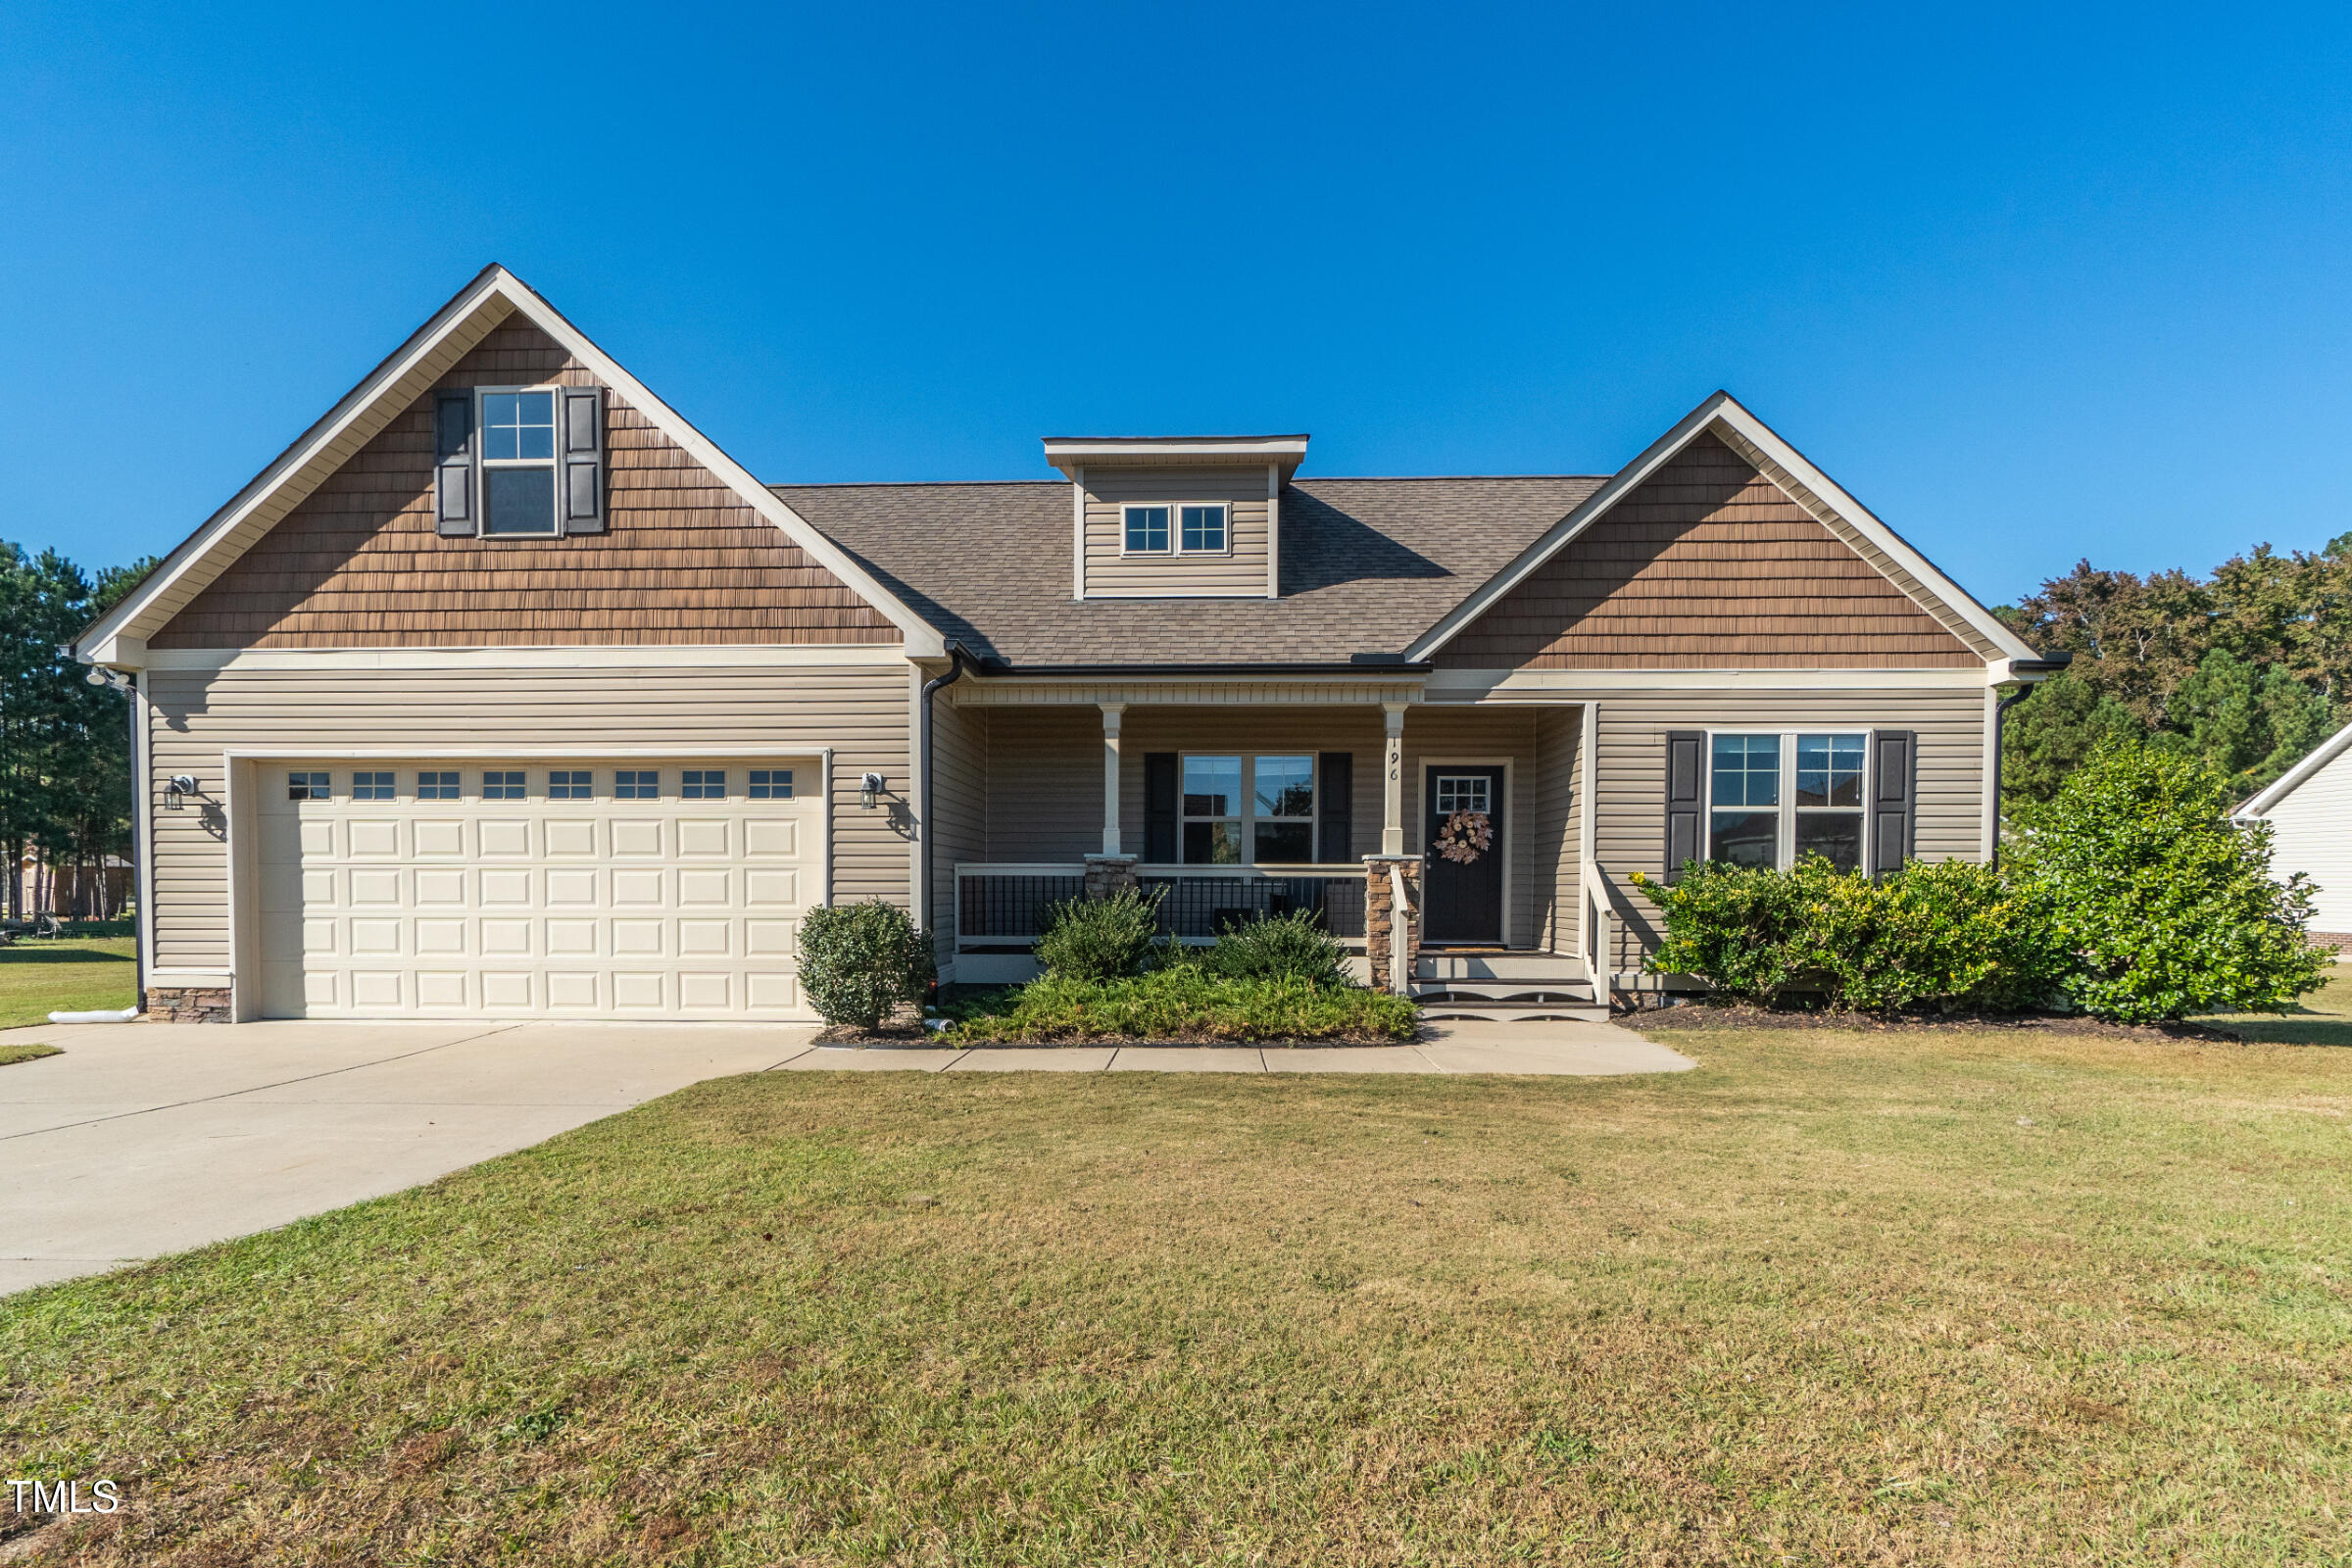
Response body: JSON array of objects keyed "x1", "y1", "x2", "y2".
[
  {"x1": 79, "y1": 266, "x2": 518, "y2": 659},
  {"x1": 1405, "y1": 392, "x2": 2040, "y2": 666},
  {"x1": 2236, "y1": 715, "x2": 2352, "y2": 817}
]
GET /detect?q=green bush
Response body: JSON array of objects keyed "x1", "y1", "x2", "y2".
[
  {"x1": 2010, "y1": 739, "x2": 2328, "y2": 1022},
  {"x1": 942, "y1": 965, "x2": 1418, "y2": 1044},
  {"x1": 1200, "y1": 907, "x2": 1351, "y2": 989},
  {"x1": 796, "y1": 900, "x2": 934, "y2": 1029},
  {"x1": 1633, "y1": 854, "x2": 2067, "y2": 1013},
  {"x1": 1034, "y1": 887, "x2": 1164, "y2": 981}
]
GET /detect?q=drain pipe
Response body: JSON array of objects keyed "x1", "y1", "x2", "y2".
[
  {"x1": 1989, "y1": 656, "x2": 2071, "y2": 867},
  {"x1": 917, "y1": 643, "x2": 974, "y2": 933}
]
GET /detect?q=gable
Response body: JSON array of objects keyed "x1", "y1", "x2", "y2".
[
  {"x1": 148, "y1": 320, "x2": 898, "y2": 649},
  {"x1": 1432, "y1": 432, "x2": 1980, "y2": 670}
]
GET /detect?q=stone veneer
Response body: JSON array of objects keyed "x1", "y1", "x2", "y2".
[
  {"x1": 146, "y1": 986, "x2": 231, "y2": 1023},
  {"x1": 1363, "y1": 856, "x2": 1422, "y2": 993},
  {"x1": 1082, "y1": 855, "x2": 1140, "y2": 900}
]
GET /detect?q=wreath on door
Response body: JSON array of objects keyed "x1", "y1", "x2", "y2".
[{"x1": 1436, "y1": 808, "x2": 1494, "y2": 864}]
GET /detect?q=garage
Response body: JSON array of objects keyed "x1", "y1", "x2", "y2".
[{"x1": 248, "y1": 757, "x2": 824, "y2": 1020}]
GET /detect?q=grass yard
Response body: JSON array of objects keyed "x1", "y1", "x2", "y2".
[
  {"x1": 3, "y1": 981, "x2": 2348, "y2": 1563},
  {"x1": 0, "y1": 934, "x2": 134, "y2": 1030}
]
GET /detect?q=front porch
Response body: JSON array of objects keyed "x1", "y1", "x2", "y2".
[{"x1": 929, "y1": 681, "x2": 1607, "y2": 1015}]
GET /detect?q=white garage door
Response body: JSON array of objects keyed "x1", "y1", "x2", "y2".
[{"x1": 255, "y1": 758, "x2": 822, "y2": 1020}]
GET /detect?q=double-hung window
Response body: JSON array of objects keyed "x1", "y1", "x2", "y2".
[
  {"x1": 479, "y1": 390, "x2": 558, "y2": 536},
  {"x1": 1181, "y1": 755, "x2": 1317, "y2": 865},
  {"x1": 1708, "y1": 731, "x2": 1869, "y2": 872}
]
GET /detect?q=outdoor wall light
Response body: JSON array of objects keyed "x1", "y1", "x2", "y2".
[
  {"x1": 860, "y1": 771, "x2": 885, "y2": 808},
  {"x1": 167, "y1": 775, "x2": 198, "y2": 810}
]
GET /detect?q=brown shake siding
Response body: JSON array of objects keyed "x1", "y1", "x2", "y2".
[
  {"x1": 1436, "y1": 433, "x2": 1979, "y2": 670},
  {"x1": 150, "y1": 320, "x2": 897, "y2": 649}
]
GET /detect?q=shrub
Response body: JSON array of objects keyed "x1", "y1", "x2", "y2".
[
  {"x1": 1034, "y1": 887, "x2": 1164, "y2": 982},
  {"x1": 1633, "y1": 854, "x2": 2068, "y2": 1013},
  {"x1": 941, "y1": 965, "x2": 1418, "y2": 1044},
  {"x1": 796, "y1": 900, "x2": 933, "y2": 1029},
  {"x1": 1200, "y1": 907, "x2": 1351, "y2": 989},
  {"x1": 2010, "y1": 739, "x2": 2328, "y2": 1022}
]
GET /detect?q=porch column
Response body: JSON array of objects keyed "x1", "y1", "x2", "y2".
[
  {"x1": 1381, "y1": 702, "x2": 1407, "y2": 855},
  {"x1": 1099, "y1": 703, "x2": 1125, "y2": 858}
]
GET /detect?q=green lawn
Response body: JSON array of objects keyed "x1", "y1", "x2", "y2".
[
  {"x1": 2, "y1": 976, "x2": 2347, "y2": 1564},
  {"x1": 0, "y1": 935, "x2": 134, "y2": 1030}
]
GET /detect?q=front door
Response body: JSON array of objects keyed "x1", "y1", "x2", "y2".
[{"x1": 1422, "y1": 764, "x2": 1504, "y2": 945}]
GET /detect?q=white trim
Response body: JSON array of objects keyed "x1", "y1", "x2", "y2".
[
  {"x1": 148, "y1": 968, "x2": 234, "y2": 987},
  {"x1": 1265, "y1": 462, "x2": 1280, "y2": 601},
  {"x1": 83, "y1": 267, "x2": 945, "y2": 662},
  {"x1": 141, "y1": 644, "x2": 910, "y2": 672},
  {"x1": 220, "y1": 745, "x2": 836, "y2": 760},
  {"x1": 1404, "y1": 392, "x2": 2037, "y2": 666},
  {"x1": 1419, "y1": 755, "x2": 1514, "y2": 947},
  {"x1": 1577, "y1": 701, "x2": 1598, "y2": 961},
  {"x1": 1071, "y1": 466, "x2": 1087, "y2": 599},
  {"x1": 1981, "y1": 686, "x2": 2000, "y2": 860},
  {"x1": 1043, "y1": 435, "x2": 1309, "y2": 478},
  {"x1": 1425, "y1": 666, "x2": 1998, "y2": 698},
  {"x1": 130, "y1": 673, "x2": 156, "y2": 1005},
  {"x1": 2236, "y1": 714, "x2": 2352, "y2": 817}
]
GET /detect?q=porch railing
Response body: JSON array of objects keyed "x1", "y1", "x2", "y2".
[{"x1": 952, "y1": 862, "x2": 1366, "y2": 948}]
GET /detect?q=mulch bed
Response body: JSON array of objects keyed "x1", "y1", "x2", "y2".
[
  {"x1": 1629, "y1": 1001, "x2": 2245, "y2": 1043},
  {"x1": 810, "y1": 1024, "x2": 1408, "y2": 1049}
]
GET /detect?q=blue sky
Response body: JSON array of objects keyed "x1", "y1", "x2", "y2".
[{"x1": 4, "y1": 1, "x2": 2348, "y2": 606}]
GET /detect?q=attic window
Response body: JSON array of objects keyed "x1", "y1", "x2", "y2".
[
  {"x1": 1124, "y1": 506, "x2": 1170, "y2": 553},
  {"x1": 480, "y1": 391, "x2": 558, "y2": 536}
]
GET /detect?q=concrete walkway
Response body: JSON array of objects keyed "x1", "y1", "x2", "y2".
[{"x1": 0, "y1": 1016, "x2": 1687, "y2": 1296}]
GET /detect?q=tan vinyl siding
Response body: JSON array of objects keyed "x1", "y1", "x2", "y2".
[
  {"x1": 151, "y1": 320, "x2": 897, "y2": 649},
  {"x1": 144, "y1": 662, "x2": 910, "y2": 971},
  {"x1": 1081, "y1": 466, "x2": 1271, "y2": 599},
  {"x1": 1112, "y1": 710, "x2": 1387, "y2": 864},
  {"x1": 1401, "y1": 706, "x2": 1543, "y2": 949},
  {"x1": 1437, "y1": 433, "x2": 1980, "y2": 670},
  {"x1": 1531, "y1": 707, "x2": 1582, "y2": 953},
  {"x1": 1589, "y1": 687, "x2": 1988, "y2": 971},
  {"x1": 927, "y1": 697, "x2": 988, "y2": 960},
  {"x1": 978, "y1": 709, "x2": 1102, "y2": 863}
]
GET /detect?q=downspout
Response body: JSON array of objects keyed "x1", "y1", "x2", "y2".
[
  {"x1": 128, "y1": 670, "x2": 145, "y2": 1013},
  {"x1": 1988, "y1": 656, "x2": 2071, "y2": 868},
  {"x1": 917, "y1": 642, "x2": 973, "y2": 935}
]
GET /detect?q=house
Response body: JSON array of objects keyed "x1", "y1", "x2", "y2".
[
  {"x1": 2233, "y1": 717, "x2": 2352, "y2": 954},
  {"x1": 74, "y1": 267, "x2": 2060, "y2": 1024},
  {"x1": 10, "y1": 852, "x2": 131, "y2": 922}
]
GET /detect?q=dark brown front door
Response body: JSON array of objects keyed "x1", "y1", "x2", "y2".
[{"x1": 1423, "y1": 764, "x2": 1504, "y2": 944}]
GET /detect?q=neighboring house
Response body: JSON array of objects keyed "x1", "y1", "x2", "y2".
[
  {"x1": 2233, "y1": 718, "x2": 2352, "y2": 953},
  {"x1": 10, "y1": 853, "x2": 131, "y2": 921},
  {"x1": 75, "y1": 267, "x2": 2060, "y2": 1023}
]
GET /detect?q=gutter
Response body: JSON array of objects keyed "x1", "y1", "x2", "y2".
[
  {"x1": 961, "y1": 658, "x2": 1433, "y2": 678},
  {"x1": 1989, "y1": 652, "x2": 2072, "y2": 866}
]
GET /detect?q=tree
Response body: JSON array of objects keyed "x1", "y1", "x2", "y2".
[{"x1": 2010, "y1": 741, "x2": 2328, "y2": 1023}]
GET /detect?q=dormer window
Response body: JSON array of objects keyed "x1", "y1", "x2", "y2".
[
  {"x1": 480, "y1": 391, "x2": 559, "y2": 536},
  {"x1": 1124, "y1": 505, "x2": 1170, "y2": 553},
  {"x1": 1181, "y1": 505, "x2": 1227, "y2": 553}
]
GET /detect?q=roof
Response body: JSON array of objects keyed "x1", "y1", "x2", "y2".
[
  {"x1": 2235, "y1": 714, "x2": 2352, "y2": 818},
  {"x1": 774, "y1": 474, "x2": 1607, "y2": 666}
]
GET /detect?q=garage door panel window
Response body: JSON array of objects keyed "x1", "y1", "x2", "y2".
[
  {"x1": 682, "y1": 769, "x2": 728, "y2": 800},
  {"x1": 749, "y1": 769, "x2": 792, "y2": 799},
  {"x1": 615, "y1": 769, "x2": 659, "y2": 800},
  {"x1": 288, "y1": 771, "x2": 330, "y2": 802},
  {"x1": 482, "y1": 770, "x2": 525, "y2": 801},
  {"x1": 417, "y1": 771, "x2": 460, "y2": 801},
  {"x1": 351, "y1": 770, "x2": 394, "y2": 802},
  {"x1": 549, "y1": 769, "x2": 593, "y2": 800}
]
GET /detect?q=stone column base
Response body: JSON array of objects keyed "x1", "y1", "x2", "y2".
[
  {"x1": 146, "y1": 987, "x2": 231, "y2": 1023},
  {"x1": 1082, "y1": 854, "x2": 1140, "y2": 900},
  {"x1": 1364, "y1": 855, "x2": 1423, "y2": 993}
]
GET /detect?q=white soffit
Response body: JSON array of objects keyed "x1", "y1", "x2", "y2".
[
  {"x1": 81, "y1": 265, "x2": 943, "y2": 662},
  {"x1": 1404, "y1": 392, "x2": 2039, "y2": 666},
  {"x1": 1042, "y1": 435, "x2": 1309, "y2": 481}
]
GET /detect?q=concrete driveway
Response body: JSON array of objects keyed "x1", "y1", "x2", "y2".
[
  {"x1": 0, "y1": 1020, "x2": 811, "y2": 1297},
  {"x1": 0, "y1": 1016, "x2": 1689, "y2": 1298}
]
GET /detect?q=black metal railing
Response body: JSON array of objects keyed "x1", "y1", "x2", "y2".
[
  {"x1": 1140, "y1": 873, "x2": 1365, "y2": 941},
  {"x1": 956, "y1": 873, "x2": 1085, "y2": 940}
]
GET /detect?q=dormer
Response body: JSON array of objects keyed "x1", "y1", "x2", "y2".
[{"x1": 1044, "y1": 434, "x2": 1308, "y2": 600}]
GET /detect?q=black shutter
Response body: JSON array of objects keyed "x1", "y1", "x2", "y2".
[
  {"x1": 560, "y1": 385, "x2": 605, "y2": 534},
  {"x1": 1317, "y1": 752, "x2": 1354, "y2": 862},
  {"x1": 1144, "y1": 753, "x2": 1179, "y2": 862},
  {"x1": 1663, "y1": 729, "x2": 1704, "y2": 883},
  {"x1": 1871, "y1": 729, "x2": 1916, "y2": 875},
  {"x1": 434, "y1": 392, "x2": 473, "y2": 536}
]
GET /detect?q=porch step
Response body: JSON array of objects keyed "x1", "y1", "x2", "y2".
[
  {"x1": 1414, "y1": 951, "x2": 1591, "y2": 984},
  {"x1": 1415, "y1": 1002, "x2": 1616, "y2": 1024}
]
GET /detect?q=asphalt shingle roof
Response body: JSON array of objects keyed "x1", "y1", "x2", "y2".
[{"x1": 772, "y1": 475, "x2": 1607, "y2": 667}]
